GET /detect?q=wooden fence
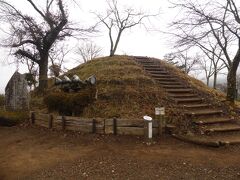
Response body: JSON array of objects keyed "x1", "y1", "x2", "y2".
[{"x1": 30, "y1": 112, "x2": 165, "y2": 136}]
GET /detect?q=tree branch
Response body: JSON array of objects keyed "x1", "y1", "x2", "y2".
[{"x1": 15, "y1": 49, "x2": 38, "y2": 63}]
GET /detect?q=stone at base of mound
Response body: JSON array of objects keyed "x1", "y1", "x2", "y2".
[
  {"x1": 172, "y1": 133, "x2": 240, "y2": 147},
  {"x1": 172, "y1": 134, "x2": 221, "y2": 147}
]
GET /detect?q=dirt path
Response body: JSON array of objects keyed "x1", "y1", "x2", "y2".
[{"x1": 1, "y1": 126, "x2": 240, "y2": 180}]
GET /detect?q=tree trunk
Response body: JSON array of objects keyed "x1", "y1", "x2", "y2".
[
  {"x1": 110, "y1": 30, "x2": 122, "y2": 57},
  {"x1": 110, "y1": 50, "x2": 114, "y2": 57},
  {"x1": 38, "y1": 56, "x2": 49, "y2": 92},
  {"x1": 226, "y1": 50, "x2": 240, "y2": 103},
  {"x1": 206, "y1": 77, "x2": 209, "y2": 87},
  {"x1": 226, "y1": 69, "x2": 236, "y2": 102},
  {"x1": 213, "y1": 71, "x2": 217, "y2": 89}
]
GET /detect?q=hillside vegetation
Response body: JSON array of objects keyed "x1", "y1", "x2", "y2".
[
  {"x1": 32, "y1": 55, "x2": 228, "y2": 119},
  {"x1": 41, "y1": 56, "x2": 168, "y2": 118}
]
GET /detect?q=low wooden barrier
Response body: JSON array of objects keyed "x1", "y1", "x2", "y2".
[{"x1": 29, "y1": 112, "x2": 164, "y2": 136}]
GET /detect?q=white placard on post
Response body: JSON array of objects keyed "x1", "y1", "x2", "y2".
[
  {"x1": 155, "y1": 107, "x2": 161, "y2": 115},
  {"x1": 159, "y1": 107, "x2": 165, "y2": 115}
]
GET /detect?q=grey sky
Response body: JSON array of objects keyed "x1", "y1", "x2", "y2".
[{"x1": 0, "y1": 0, "x2": 179, "y2": 93}]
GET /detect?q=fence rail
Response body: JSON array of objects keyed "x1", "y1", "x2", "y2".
[{"x1": 30, "y1": 111, "x2": 165, "y2": 136}]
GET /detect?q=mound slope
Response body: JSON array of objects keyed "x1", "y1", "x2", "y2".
[{"x1": 47, "y1": 56, "x2": 170, "y2": 118}]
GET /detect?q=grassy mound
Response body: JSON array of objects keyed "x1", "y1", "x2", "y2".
[
  {"x1": 32, "y1": 55, "x2": 230, "y2": 124},
  {"x1": 42, "y1": 56, "x2": 169, "y2": 118}
]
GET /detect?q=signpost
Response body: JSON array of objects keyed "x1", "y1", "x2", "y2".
[{"x1": 155, "y1": 107, "x2": 165, "y2": 136}]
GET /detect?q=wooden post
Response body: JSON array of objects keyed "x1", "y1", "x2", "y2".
[
  {"x1": 113, "y1": 118, "x2": 117, "y2": 135},
  {"x1": 31, "y1": 112, "x2": 35, "y2": 124},
  {"x1": 49, "y1": 115, "x2": 53, "y2": 129},
  {"x1": 144, "y1": 120, "x2": 148, "y2": 138},
  {"x1": 62, "y1": 116, "x2": 66, "y2": 130},
  {"x1": 143, "y1": 116, "x2": 153, "y2": 139},
  {"x1": 159, "y1": 115, "x2": 163, "y2": 136},
  {"x1": 92, "y1": 118, "x2": 96, "y2": 133},
  {"x1": 155, "y1": 107, "x2": 165, "y2": 136}
]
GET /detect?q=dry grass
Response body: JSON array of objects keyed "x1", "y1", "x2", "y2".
[
  {"x1": 33, "y1": 55, "x2": 232, "y2": 121},
  {"x1": 60, "y1": 56, "x2": 169, "y2": 118},
  {"x1": 34, "y1": 56, "x2": 172, "y2": 118}
]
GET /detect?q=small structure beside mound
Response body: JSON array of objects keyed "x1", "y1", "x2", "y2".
[{"x1": 44, "y1": 75, "x2": 97, "y2": 116}]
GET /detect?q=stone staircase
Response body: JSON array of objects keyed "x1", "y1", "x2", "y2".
[{"x1": 134, "y1": 56, "x2": 240, "y2": 146}]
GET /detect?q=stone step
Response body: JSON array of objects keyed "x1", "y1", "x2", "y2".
[
  {"x1": 217, "y1": 132, "x2": 240, "y2": 145},
  {"x1": 147, "y1": 70, "x2": 168, "y2": 75},
  {"x1": 151, "y1": 74, "x2": 173, "y2": 78},
  {"x1": 194, "y1": 117, "x2": 234, "y2": 125},
  {"x1": 185, "y1": 109, "x2": 223, "y2": 116},
  {"x1": 142, "y1": 65, "x2": 162, "y2": 68},
  {"x1": 204, "y1": 124, "x2": 240, "y2": 133},
  {"x1": 138, "y1": 61, "x2": 155, "y2": 64},
  {"x1": 169, "y1": 93, "x2": 197, "y2": 98},
  {"x1": 134, "y1": 56, "x2": 149, "y2": 60},
  {"x1": 144, "y1": 67, "x2": 166, "y2": 71},
  {"x1": 174, "y1": 97, "x2": 203, "y2": 103},
  {"x1": 172, "y1": 133, "x2": 240, "y2": 146},
  {"x1": 155, "y1": 78, "x2": 178, "y2": 82},
  {"x1": 183, "y1": 103, "x2": 210, "y2": 109},
  {"x1": 162, "y1": 84, "x2": 186, "y2": 89},
  {"x1": 159, "y1": 81, "x2": 182, "y2": 85},
  {"x1": 166, "y1": 88, "x2": 193, "y2": 93}
]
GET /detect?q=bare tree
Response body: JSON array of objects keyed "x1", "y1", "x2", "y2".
[
  {"x1": 170, "y1": 0, "x2": 240, "y2": 103},
  {"x1": 164, "y1": 50, "x2": 199, "y2": 74},
  {"x1": 95, "y1": 0, "x2": 157, "y2": 57},
  {"x1": 49, "y1": 44, "x2": 71, "y2": 77},
  {"x1": 76, "y1": 42, "x2": 102, "y2": 63},
  {"x1": 197, "y1": 40, "x2": 226, "y2": 89},
  {"x1": 0, "y1": 0, "x2": 92, "y2": 92}
]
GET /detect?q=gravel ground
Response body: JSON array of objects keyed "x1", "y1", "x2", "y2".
[{"x1": 1, "y1": 125, "x2": 240, "y2": 180}]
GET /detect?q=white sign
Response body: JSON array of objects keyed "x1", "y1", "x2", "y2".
[
  {"x1": 155, "y1": 107, "x2": 165, "y2": 115},
  {"x1": 155, "y1": 107, "x2": 160, "y2": 115}
]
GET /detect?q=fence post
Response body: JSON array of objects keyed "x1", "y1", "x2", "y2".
[
  {"x1": 113, "y1": 118, "x2": 117, "y2": 135},
  {"x1": 92, "y1": 118, "x2": 96, "y2": 133},
  {"x1": 49, "y1": 114, "x2": 53, "y2": 129},
  {"x1": 62, "y1": 116, "x2": 66, "y2": 130},
  {"x1": 143, "y1": 115, "x2": 153, "y2": 139},
  {"x1": 30, "y1": 112, "x2": 35, "y2": 125}
]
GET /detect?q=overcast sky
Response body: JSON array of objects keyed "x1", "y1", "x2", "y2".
[{"x1": 0, "y1": 0, "x2": 188, "y2": 93}]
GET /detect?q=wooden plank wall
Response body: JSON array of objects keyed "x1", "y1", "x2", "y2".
[
  {"x1": 30, "y1": 112, "x2": 162, "y2": 136},
  {"x1": 32, "y1": 112, "x2": 52, "y2": 128}
]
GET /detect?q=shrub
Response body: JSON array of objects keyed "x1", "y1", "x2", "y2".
[
  {"x1": 0, "y1": 110, "x2": 28, "y2": 126},
  {"x1": 44, "y1": 86, "x2": 96, "y2": 115}
]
